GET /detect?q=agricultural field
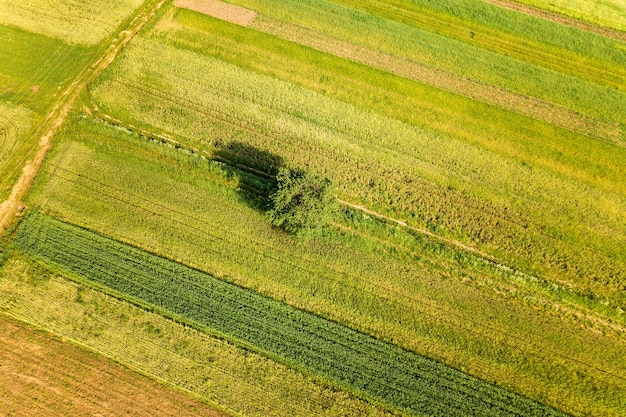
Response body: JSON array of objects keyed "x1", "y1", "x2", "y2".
[
  {"x1": 1, "y1": 0, "x2": 625, "y2": 416},
  {"x1": 0, "y1": 23, "x2": 93, "y2": 199},
  {"x1": 92, "y1": 27, "x2": 626, "y2": 304},
  {"x1": 13, "y1": 211, "x2": 572, "y2": 417},
  {"x1": 22, "y1": 113, "x2": 626, "y2": 417},
  {"x1": 0, "y1": 255, "x2": 392, "y2": 417},
  {"x1": 0, "y1": 0, "x2": 144, "y2": 45},
  {"x1": 0, "y1": 316, "x2": 226, "y2": 417},
  {"x1": 0, "y1": 0, "x2": 151, "y2": 201},
  {"x1": 513, "y1": 0, "x2": 626, "y2": 31}
]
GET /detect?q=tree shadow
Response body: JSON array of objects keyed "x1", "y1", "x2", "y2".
[{"x1": 214, "y1": 141, "x2": 284, "y2": 212}]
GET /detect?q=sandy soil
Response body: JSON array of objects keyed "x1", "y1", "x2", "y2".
[
  {"x1": 175, "y1": 0, "x2": 257, "y2": 27},
  {"x1": 0, "y1": 316, "x2": 226, "y2": 417}
]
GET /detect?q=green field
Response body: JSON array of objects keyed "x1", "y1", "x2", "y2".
[
  {"x1": 2, "y1": 0, "x2": 625, "y2": 416},
  {"x1": 24, "y1": 113, "x2": 626, "y2": 417},
  {"x1": 91, "y1": 30, "x2": 626, "y2": 306},
  {"x1": 229, "y1": 0, "x2": 626, "y2": 126},
  {"x1": 14, "y1": 211, "x2": 572, "y2": 417}
]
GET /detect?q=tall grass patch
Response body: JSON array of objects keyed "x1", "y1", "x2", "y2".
[
  {"x1": 91, "y1": 36, "x2": 626, "y2": 305},
  {"x1": 0, "y1": 0, "x2": 144, "y2": 46}
]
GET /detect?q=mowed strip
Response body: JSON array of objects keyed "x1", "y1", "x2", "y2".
[
  {"x1": 13, "y1": 212, "x2": 569, "y2": 417},
  {"x1": 0, "y1": 316, "x2": 226, "y2": 417}
]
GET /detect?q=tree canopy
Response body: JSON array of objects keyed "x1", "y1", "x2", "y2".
[{"x1": 267, "y1": 168, "x2": 337, "y2": 239}]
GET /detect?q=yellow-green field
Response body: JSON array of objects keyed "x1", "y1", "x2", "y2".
[
  {"x1": 518, "y1": 0, "x2": 626, "y2": 31},
  {"x1": 0, "y1": 102, "x2": 34, "y2": 194},
  {"x1": 0, "y1": 0, "x2": 143, "y2": 45},
  {"x1": 1, "y1": 0, "x2": 625, "y2": 416},
  {"x1": 0, "y1": 255, "x2": 392, "y2": 417}
]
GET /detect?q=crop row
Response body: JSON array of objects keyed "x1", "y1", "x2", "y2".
[
  {"x1": 14, "y1": 212, "x2": 569, "y2": 417},
  {"x1": 326, "y1": 0, "x2": 626, "y2": 87},
  {"x1": 224, "y1": 0, "x2": 626, "y2": 125}
]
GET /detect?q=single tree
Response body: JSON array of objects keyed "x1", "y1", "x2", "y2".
[{"x1": 267, "y1": 168, "x2": 337, "y2": 239}]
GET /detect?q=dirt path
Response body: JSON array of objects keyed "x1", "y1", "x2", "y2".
[
  {"x1": 337, "y1": 199, "x2": 497, "y2": 260},
  {"x1": 0, "y1": 0, "x2": 167, "y2": 235},
  {"x1": 482, "y1": 0, "x2": 626, "y2": 43}
]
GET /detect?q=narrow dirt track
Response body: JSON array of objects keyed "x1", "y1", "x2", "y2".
[{"x1": 0, "y1": 0, "x2": 167, "y2": 234}]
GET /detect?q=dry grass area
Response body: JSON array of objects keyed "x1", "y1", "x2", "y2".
[
  {"x1": 0, "y1": 316, "x2": 226, "y2": 417},
  {"x1": 0, "y1": 0, "x2": 143, "y2": 45},
  {"x1": 175, "y1": 0, "x2": 257, "y2": 26}
]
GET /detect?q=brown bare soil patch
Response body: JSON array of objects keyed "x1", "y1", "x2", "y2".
[
  {"x1": 0, "y1": 316, "x2": 226, "y2": 417},
  {"x1": 29, "y1": 85, "x2": 40, "y2": 93},
  {"x1": 483, "y1": 0, "x2": 626, "y2": 43},
  {"x1": 175, "y1": 0, "x2": 257, "y2": 27},
  {"x1": 254, "y1": 17, "x2": 622, "y2": 145}
]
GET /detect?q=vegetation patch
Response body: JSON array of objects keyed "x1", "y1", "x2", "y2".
[
  {"x1": 267, "y1": 168, "x2": 338, "y2": 239},
  {"x1": 0, "y1": 0, "x2": 143, "y2": 45},
  {"x1": 0, "y1": 101, "x2": 34, "y2": 199},
  {"x1": 0, "y1": 315, "x2": 227, "y2": 417},
  {"x1": 0, "y1": 255, "x2": 391, "y2": 417},
  {"x1": 26, "y1": 115, "x2": 626, "y2": 417},
  {"x1": 13, "y1": 211, "x2": 569, "y2": 417},
  {"x1": 91, "y1": 36, "x2": 626, "y2": 305}
]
